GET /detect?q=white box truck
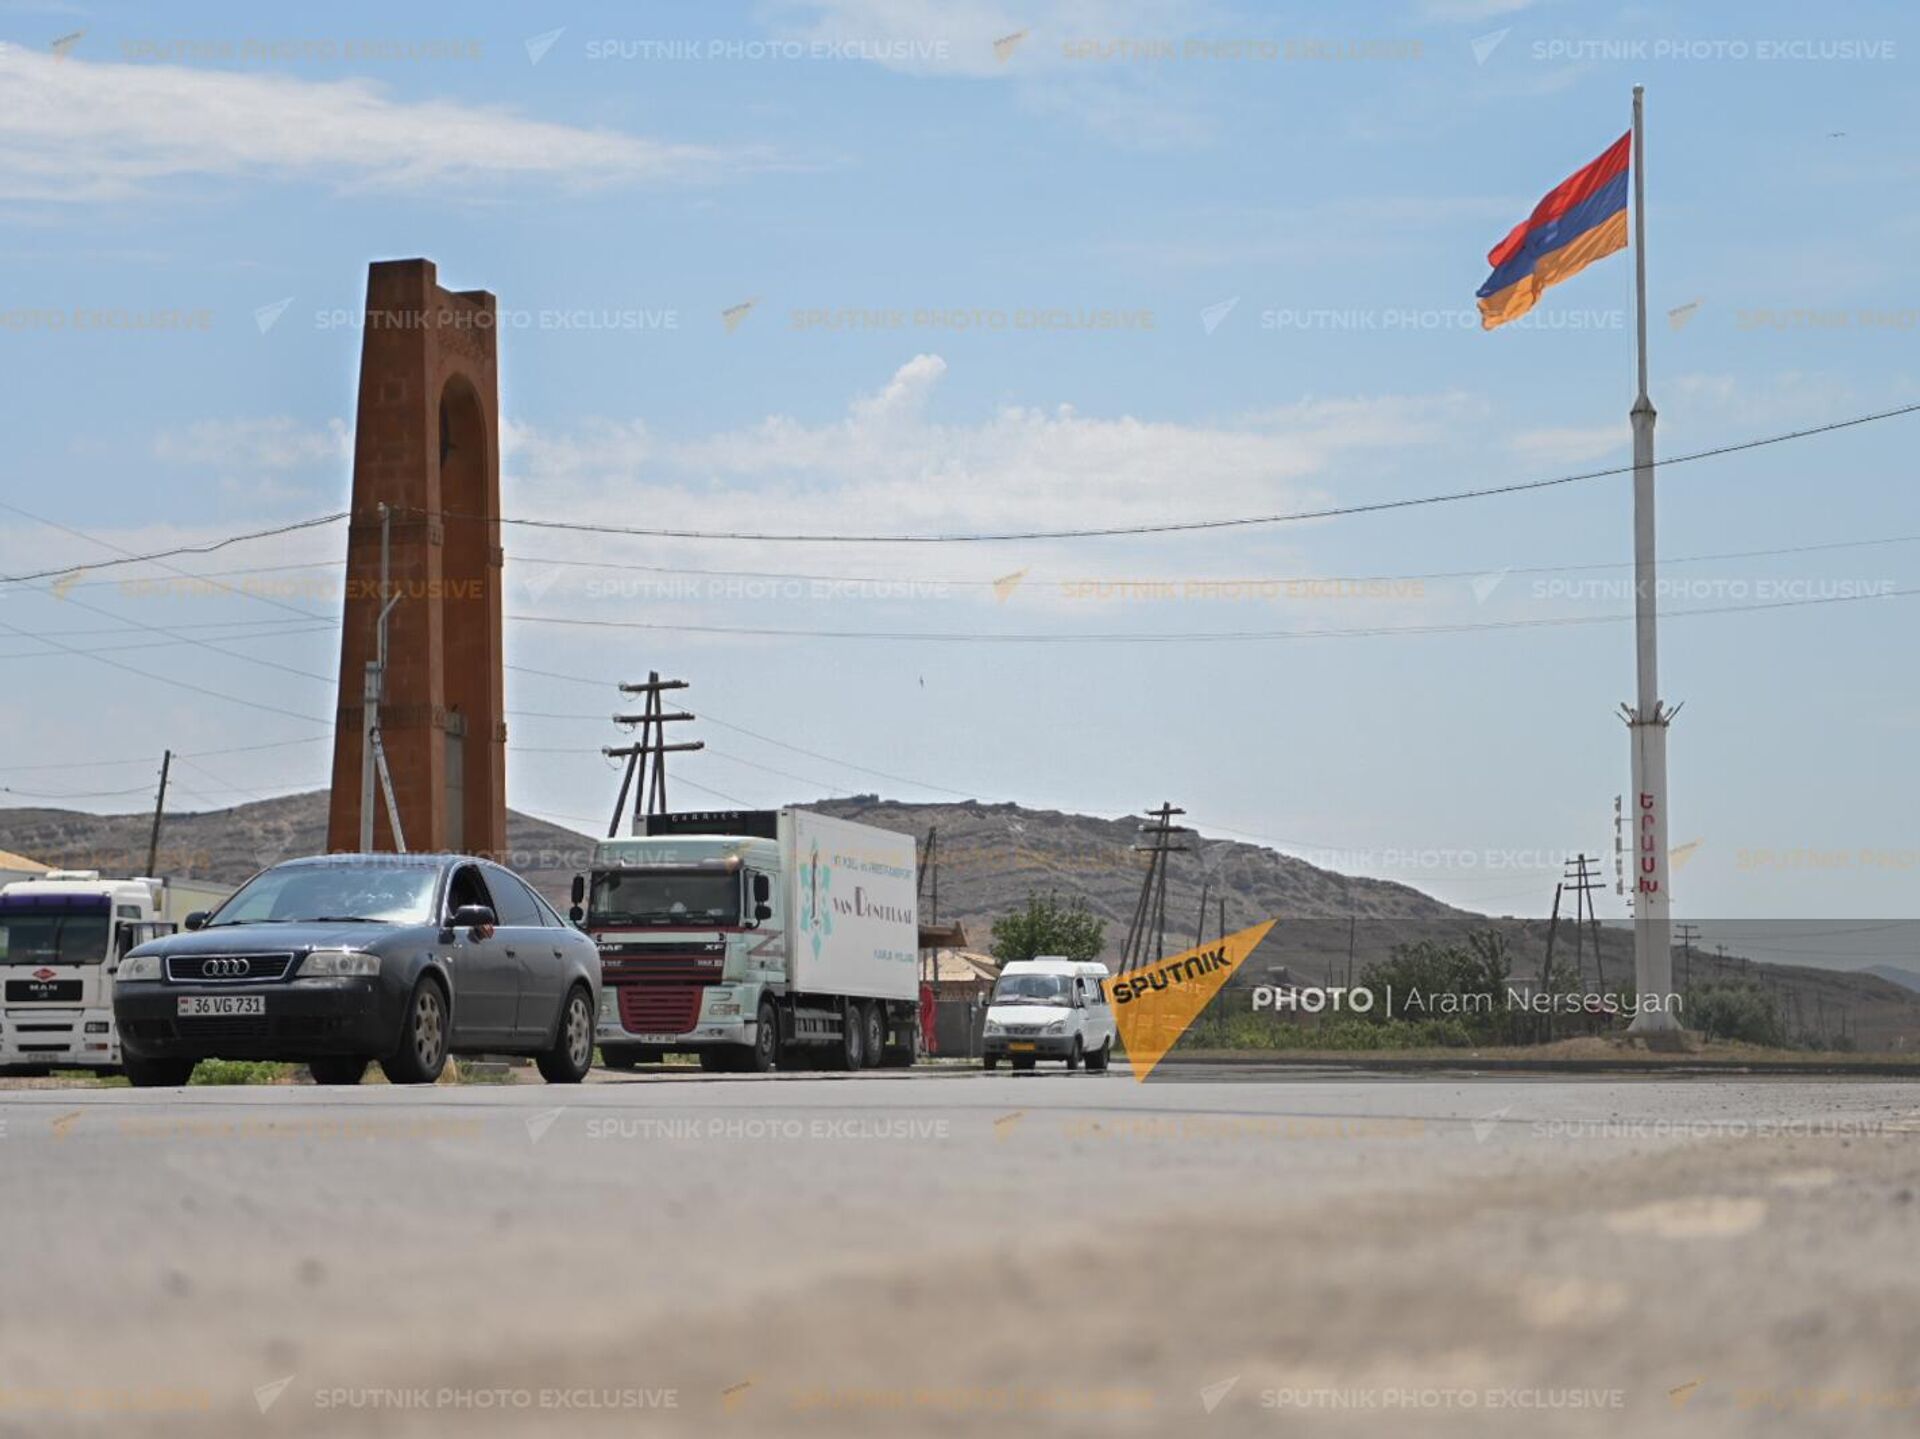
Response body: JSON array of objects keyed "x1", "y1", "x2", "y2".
[{"x1": 577, "y1": 809, "x2": 920, "y2": 1072}]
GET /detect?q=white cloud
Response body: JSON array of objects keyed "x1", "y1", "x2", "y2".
[
  {"x1": 1417, "y1": 0, "x2": 1537, "y2": 20},
  {"x1": 153, "y1": 417, "x2": 350, "y2": 472},
  {"x1": 1505, "y1": 424, "x2": 1625, "y2": 465},
  {"x1": 767, "y1": 0, "x2": 1220, "y2": 148},
  {"x1": 502, "y1": 355, "x2": 1476, "y2": 560},
  {"x1": 0, "y1": 43, "x2": 760, "y2": 202}
]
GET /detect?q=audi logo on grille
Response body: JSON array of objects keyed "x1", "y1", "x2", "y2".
[{"x1": 201, "y1": 957, "x2": 251, "y2": 978}]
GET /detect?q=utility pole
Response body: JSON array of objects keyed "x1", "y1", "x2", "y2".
[
  {"x1": 144, "y1": 750, "x2": 171, "y2": 877},
  {"x1": 605, "y1": 673, "x2": 704, "y2": 835},
  {"x1": 1620, "y1": 84, "x2": 1681, "y2": 1038},
  {"x1": 917, "y1": 825, "x2": 939, "y2": 925},
  {"x1": 1563, "y1": 854, "x2": 1607, "y2": 993},
  {"x1": 1675, "y1": 921, "x2": 1701, "y2": 996},
  {"x1": 1193, "y1": 875, "x2": 1211, "y2": 951},
  {"x1": 1118, "y1": 802, "x2": 1190, "y2": 973},
  {"x1": 1542, "y1": 881, "x2": 1564, "y2": 1042},
  {"x1": 359, "y1": 503, "x2": 406, "y2": 852}
]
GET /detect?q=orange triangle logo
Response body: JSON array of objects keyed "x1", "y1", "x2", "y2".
[{"x1": 1105, "y1": 920, "x2": 1275, "y2": 1081}]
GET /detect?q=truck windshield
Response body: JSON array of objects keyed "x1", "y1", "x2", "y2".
[
  {"x1": 992, "y1": 973, "x2": 1073, "y2": 1004},
  {"x1": 590, "y1": 870, "x2": 739, "y2": 927},
  {"x1": 209, "y1": 864, "x2": 439, "y2": 926},
  {"x1": 0, "y1": 912, "x2": 111, "y2": 965}
]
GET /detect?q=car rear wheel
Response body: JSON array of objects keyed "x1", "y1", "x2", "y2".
[
  {"x1": 124, "y1": 1055, "x2": 196, "y2": 1088},
  {"x1": 1011, "y1": 1056, "x2": 1036, "y2": 1072},
  {"x1": 308, "y1": 1057, "x2": 368, "y2": 1086},
  {"x1": 1086, "y1": 1039, "x2": 1112, "y2": 1073},
  {"x1": 536, "y1": 986, "x2": 594, "y2": 1085},
  {"x1": 1065, "y1": 1037, "x2": 1083, "y2": 1072},
  {"x1": 380, "y1": 977, "x2": 448, "y2": 1085},
  {"x1": 859, "y1": 1002, "x2": 885, "y2": 1068},
  {"x1": 982, "y1": 1055, "x2": 998, "y2": 1071}
]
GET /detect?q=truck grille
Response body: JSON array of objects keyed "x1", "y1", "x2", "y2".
[
  {"x1": 617, "y1": 986, "x2": 703, "y2": 1036},
  {"x1": 165, "y1": 954, "x2": 294, "y2": 983},
  {"x1": 600, "y1": 955, "x2": 722, "y2": 985}
]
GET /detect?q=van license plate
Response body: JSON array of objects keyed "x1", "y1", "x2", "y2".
[
  {"x1": 1009, "y1": 1042, "x2": 1037, "y2": 1052},
  {"x1": 178, "y1": 995, "x2": 264, "y2": 1017}
]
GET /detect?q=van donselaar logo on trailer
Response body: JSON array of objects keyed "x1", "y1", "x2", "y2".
[{"x1": 1104, "y1": 920, "x2": 1277, "y2": 1081}]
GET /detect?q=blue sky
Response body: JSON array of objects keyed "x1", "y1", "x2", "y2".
[{"x1": 2, "y1": 0, "x2": 1918, "y2": 929}]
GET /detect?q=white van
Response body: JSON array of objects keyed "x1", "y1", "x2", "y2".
[{"x1": 981, "y1": 956, "x2": 1116, "y2": 1072}]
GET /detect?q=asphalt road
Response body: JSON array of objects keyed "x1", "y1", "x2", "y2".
[{"x1": 3, "y1": 1065, "x2": 1917, "y2": 1437}]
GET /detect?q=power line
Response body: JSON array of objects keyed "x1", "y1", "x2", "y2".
[
  {"x1": 480, "y1": 401, "x2": 1920, "y2": 543},
  {"x1": 502, "y1": 528, "x2": 1920, "y2": 591},
  {"x1": 0, "y1": 615, "x2": 333, "y2": 726},
  {"x1": 7, "y1": 401, "x2": 1917, "y2": 576},
  {"x1": 504, "y1": 582, "x2": 1919, "y2": 645},
  {"x1": 0, "y1": 508, "x2": 347, "y2": 585}
]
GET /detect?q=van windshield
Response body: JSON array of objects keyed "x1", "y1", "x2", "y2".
[{"x1": 992, "y1": 973, "x2": 1072, "y2": 1004}]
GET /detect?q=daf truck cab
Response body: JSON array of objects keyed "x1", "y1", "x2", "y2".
[
  {"x1": 0, "y1": 871, "x2": 177, "y2": 1073},
  {"x1": 581, "y1": 809, "x2": 920, "y2": 1073}
]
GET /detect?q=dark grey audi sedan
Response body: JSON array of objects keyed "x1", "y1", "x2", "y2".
[{"x1": 113, "y1": 853, "x2": 600, "y2": 1087}]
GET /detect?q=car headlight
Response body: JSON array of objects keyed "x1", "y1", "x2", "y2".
[
  {"x1": 1045, "y1": 1019, "x2": 1067, "y2": 1035},
  {"x1": 118, "y1": 954, "x2": 161, "y2": 982},
  {"x1": 983, "y1": 1018, "x2": 1004, "y2": 1035},
  {"x1": 299, "y1": 949, "x2": 381, "y2": 978}
]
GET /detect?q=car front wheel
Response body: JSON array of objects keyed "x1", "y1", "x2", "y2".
[
  {"x1": 381, "y1": 977, "x2": 449, "y2": 1085},
  {"x1": 536, "y1": 986, "x2": 595, "y2": 1084}
]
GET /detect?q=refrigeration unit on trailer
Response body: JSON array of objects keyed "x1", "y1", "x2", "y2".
[{"x1": 580, "y1": 809, "x2": 919, "y2": 1072}]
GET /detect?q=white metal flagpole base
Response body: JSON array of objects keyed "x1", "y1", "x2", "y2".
[{"x1": 1624, "y1": 703, "x2": 1681, "y2": 1033}]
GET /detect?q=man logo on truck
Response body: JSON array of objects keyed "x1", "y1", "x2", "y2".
[{"x1": 799, "y1": 841, "x2": 834, "y2": 961}]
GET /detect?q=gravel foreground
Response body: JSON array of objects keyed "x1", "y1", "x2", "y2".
[{"x1": 2, "y1": 1070, "x2": 1915, "y2": 1438}]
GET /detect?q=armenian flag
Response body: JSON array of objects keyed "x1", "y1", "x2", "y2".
[{"x1": 1477, "y1": 132, "x2": 1630, "y2": 330}]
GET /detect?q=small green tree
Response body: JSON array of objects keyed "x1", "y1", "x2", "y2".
[{"x1": 991, "y1": 890, "x2": 1107, "y2": 964}]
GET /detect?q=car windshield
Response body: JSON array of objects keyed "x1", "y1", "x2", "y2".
[
  {"x1": 208, "y1": 864, "x2": 439, "y2": 927},
  {"x1": 590, "y1": 869, "x2": 739, "y2": 927},
  {"x1": 0, "y1": 909, "x2": 111, "y2": 965},
  {"x1": 992, "y1": 973, "x2": 1073, "y2": 1004}
]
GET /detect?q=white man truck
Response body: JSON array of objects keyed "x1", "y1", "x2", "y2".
[
  {"x1": 577, "y1": 809, "x2": 920, "y2": 1072},
  {"x1": 0, "y1": 871, "x2": 182, "y2": 1074}
]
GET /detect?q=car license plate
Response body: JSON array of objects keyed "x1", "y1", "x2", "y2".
[
  {"x1": 177, "y1": 995, "x2": 264, "y2": 1017},
  {"x1": 1009, "y1": 1041, "x2": 1037, "y2": 1052}
]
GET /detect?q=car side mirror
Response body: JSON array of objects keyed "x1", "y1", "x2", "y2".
[
  {"x1": 184, "y1": 911, "x2": 208, "y2": 932},
  {"x1": 754, "y1": 903, "x2": 773, "y2": 922},
  {"x1": 448, "y1": 904, "x2": 495, "y2": 937},
  {"x1": 571, "y1": 874, "x2": 585, "y2": 905},
  {"x1": 569, "y1": 904, "x2": 584, "y2": 924},
  {"x1": 752, "y1": 874, "x2": 771, "y2": 904}
]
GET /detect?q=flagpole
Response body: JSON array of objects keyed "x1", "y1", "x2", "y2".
[{"x1": 1624, "y1": 82, "x2": 1680, "y2": 1038}]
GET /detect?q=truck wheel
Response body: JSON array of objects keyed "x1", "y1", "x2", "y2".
[
  {"x1": 746, "y1": 1000, "x2": 780, "y2": 1074},
  {"x1": 828, "y1": 1000, "x2": 865, "y2": 1070},
  {"x1": 536, "y1": 986, "x2": 595, "y2": 1084},
  {"x1": 1065, "y1": 1037, "x2": 1083, "y2": 1071},
  {"x1": 124, "y1": 1055, "x2": 197, "y2": 1087},
  {"x1": 380, "y1": 976, "x2": 449, "y2": 1085},
  {"x1": 859, "y1": 1002, "x2": 885, "y2": 1068},
  {"x1": 1086, "y1": 1039, "x2": 1111, "y2": 1073},
  {"x1": 308, "y1": 1057, "x2": 368, "y2": 1085}
]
